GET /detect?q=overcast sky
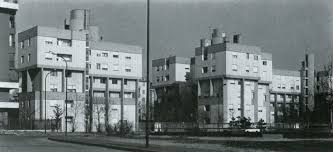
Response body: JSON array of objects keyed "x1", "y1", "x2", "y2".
[{"x1": 17, "y1": 0, "x2": 333, "y2": 74}]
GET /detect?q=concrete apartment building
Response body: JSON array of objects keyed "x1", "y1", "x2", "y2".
[
  {"x1": 192, "y1": 28, "x2": 310, "y2": 125},
  {"x1": 0, "y1": 0, "x2": 19, "y2": 129},
  {"x1": 151, "y1": 56, "x2": 196, "y2": 122},
  {"x1": 270, "y1": 69, "x2": 301, "y2": 124},
  {"x1": 17, "y1": 9, "x2": 143, "y2": 132}
]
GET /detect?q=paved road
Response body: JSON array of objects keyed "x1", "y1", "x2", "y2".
[{"x1": 0, "y1": 136, "x2": 127, "y2": 152}]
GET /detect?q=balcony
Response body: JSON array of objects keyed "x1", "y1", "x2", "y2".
[{"x1": 0, "y1": 0, "x2": 18, "y2": 10}]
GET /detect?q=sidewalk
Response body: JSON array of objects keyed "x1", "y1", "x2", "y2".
[{"x1": 48, "y1": 135, "x2": 247, "y2": 152}]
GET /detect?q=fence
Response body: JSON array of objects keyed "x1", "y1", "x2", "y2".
[
  {"x1": 6, "y1": 119, "x2": 62, "y2": 131},
  {"x1": 138, "y1": 122, "x2": 333, "y2": 133}
]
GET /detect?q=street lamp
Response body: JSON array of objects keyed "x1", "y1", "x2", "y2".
[
  {"x1": 45, "y1": 69, "x2": 56, "y2": 134},
  {"x1": 145, "y1": 0, "x2": 150, "y2": 148},
  {"x1": 46, "y1": 51, "x2": 68, "y2": 136}
]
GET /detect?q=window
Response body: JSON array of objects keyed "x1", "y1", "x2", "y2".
[
  {"x1": 28, "y1": 54, "x2": 31, "y2": 62},
  {"x1": 165, "y1": 75, "x2": 170, "y2": 81},
  {"x1": 51, "y1": 71, "x2": 57, "y2": 76},
  {"x1": 124, "y1": 79, "x2": 128, "y2": 85},
  {"x1": 102, "y1": 52, "x2": 108, "y2": 57},
  {"x1": 100, "y1": 78, "x2": 106, "y2": 84},
  {"x1": 232, "y1": 64, "x2": 238, "y2": 71},
  {"x1": 111, "y1": 79, "x2": 118, "y2": 84},
  {"x1": 258, "y1": 110, "x2": 263, "y2": 112},
  {"x1": 57, "y1": 38, "x2": 72, "y2": 47},
  {"x1": 9, "y1": 34, "x2": 14, "y2": 47},
  {"x1": 101, "y1": 64, "x2": 108, "y2": 70},
  {"x1": 96, "y1": 63, "x2": 101, "y2": 70},
  {"x1": 291, "y1": 86, "x2": 294, "y2": 90},
  {"x1": 282, "y1": 84, "x2": 286, "y2": 89},
  {"x1": 156, "y1": 77, "x2": 160, "y2": 82},
  {"x1": 110, "y1": 92, "x2": 120, "y2": 98},
  {"x1": 27, "y1": 38, "x2": 31, "y2": 47},
  {"x1": 204, "y1": 105, "x2": 210, "y2": 112},
  {"x1": 202, "y1": 67, "x2": 208, "y2": 73},
  {"x1": 113, "y1": 54, "x2": 119, "y2": 58},
  {"x1": 125, "y1": 56, "x2": 131, "y2": 59},
  {"x1": 97, "y1": 53, "x2": 101, "y2": 57},
  {"x1": 9, "y1": 15, "x2": 15, "y2": 28},
  {"x1": 125, "y1": 69, "x2": 131, "y2": 72},
  {"x1": 253, "y1": 66, "x2": 258, "y2": 73},
  {"x1": 296, "y1": 85, "x2": 300, "y2": 90},
  {"x1": 20, "y1": 41, "x2": 24, "y2": 48},
  {"x1": 20, "y1": 56, "x2": 24, "y2": 64},
  {"x1": 211, "y1": 65, "x2": 216, "y2": 72},
  {"x1": 278, "y1": 84, "x2": 281, "y2": 89},
  {"x1": 124, "y1": 92, "x2": 134, "y2": 98},
  {"x1": 246, "y1": 53, "x2": 250, "y2": 59},
  {"x1": 57, "y1": 54, "x2": 72, "y2": 62},
  {"x1": 263, "y1": 61, "x2": 267, "y2": 65},
  {"x1": 45, "y1": 41, "x2": 53, "y2": 45},
  {"x1": 156, "y1": 67, "x2": 159, "y2": 71},
  {"x1": 211, "y1": 53, "x2": 216, "y2": 60},
  {"x1": 202, "y1": 49, "x2": 208, "y2": 61},
  {"x1": 232, "y1": 54, "x2": 238, "y2": 59},
  {"x1": 254, "y1": 55, "x2": 259, "y2": 60}
]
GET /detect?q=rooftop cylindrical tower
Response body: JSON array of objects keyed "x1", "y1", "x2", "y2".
[
  {"x1": 70, "y1": 9, "x2": 90, "y2": 31},
  {"x1": 211, "y1": 28, "x2": 224, "y2": 45}
]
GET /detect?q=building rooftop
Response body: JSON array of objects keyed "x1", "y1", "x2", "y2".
[
  {"x1": 89, "y1": 41, "x2": 142, "y2": 54},
  {"x1": 152, "y1": 56, "x2": 190, "y2": 67},
  {"x1": 273, "y1": 69, "x2": 300, "y2": 77},
  {"x1": 18, "y1": 26, "x2": 86, "y2": 41}
]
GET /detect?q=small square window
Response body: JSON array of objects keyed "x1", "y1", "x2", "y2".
[
  {"x1": 102, "y1": 53, "x2": 108, "y2": 57},
  {"x1": 211, "y1": 65, "x2": 216, "y2": 72},
  {"x1": 113, "y1": 54, "x2": 119, "y2": 58},
  {"x1": 232, "y1": 64, "x2": 238, "y2": 71},
  {"x1": 202, "y1": 67, "x2": 208, "y2": 73},
  {"x1": 125, "y1": 69, "x2": 131, "y2": 72},
  {"x1": 233, "y1": 55, "x2": 238, "y2": 59},
  {"x1": 125, "y1": 56, "x2": 131, "y2": 59},
  {"x1": 263, "y1": 61, "x2": 267, "y2": 65},
  {"x1": 112, "y1": 79, "x2": 118, "y2": 84}
]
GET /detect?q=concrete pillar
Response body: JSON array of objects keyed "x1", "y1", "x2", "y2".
[
  {"x1": 40, "y1": 68, "x2": 44, "y2": 120},
  {"x1": 274, "y1": 93, "x2": 278, "y2": 123},
  {"x1": 282, "y1": 94, "x2": 287, "y2": 122},
  {"x1": 210, "y1": 79, "x2": 213, "y2": 96},
  {"x1": 62, "y1": 69, "x2": 65, "y2": 92},
  {"x1": 240, "y1": 79, "x2": 245, "y2": 117},
  {"x1": 197, "y1": 80, "x2": 201, "y2": 97},
  {"x1": 120, "y1": 78, "x2": 124, "y2": 128},
  {"x1": 265, "y1": 86, "x2": 271, "y2": 124},
  {"x1": 253, "y1": 81, "x2": 258, "y2": 122},
  {"x1": 82, "y1": 72, "x2": 86, "y2": 93},
  {"x1": 135, "y1": 79, "x2": 139, "y2": 131},
  {"x1": 105, "y1": 77, "x2": 109, "y2": 129},
  {"x1": 89, "y1": 76, "x2": 93, "y2": 132}
]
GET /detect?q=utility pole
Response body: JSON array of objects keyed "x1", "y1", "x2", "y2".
[{"x1": 145, "y1": 0, "x2": 150, "y2": 148}]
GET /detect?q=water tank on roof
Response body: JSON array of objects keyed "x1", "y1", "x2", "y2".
[
  {"x1": 70, "y1": 9, "x2": 90, "y2": 31},
  {"x1": 211, "y1": 28, "x2": 224, "y2": 45}
]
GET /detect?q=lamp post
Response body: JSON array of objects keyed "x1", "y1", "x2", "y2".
[
  {"x1": 45, "y1": 69, "x2": 56, "y2": 134},
  {"x1": 145, "y1": 0, "x2": 150, "y2": 148},
  {"x1": 46, "y1": 51, "x2": 68, "y2": 136}
]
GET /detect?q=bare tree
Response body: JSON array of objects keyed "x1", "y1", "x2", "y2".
[
  {"x1": 52, "y1": 104, "x2": 63, "y2": 132},
  {"x1": 94, "y1": 104, "x2": 104, "y2": 132},
  {"x1": 71, "y1": 101, "x2": 83, "y2": 132}
]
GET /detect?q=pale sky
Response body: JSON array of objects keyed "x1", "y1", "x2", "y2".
[{"x1": 17, "y1": 0, "x2": 333, "y2": 74}]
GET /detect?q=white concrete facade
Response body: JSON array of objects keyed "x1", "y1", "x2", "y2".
[{"x1": 194, "y1": 29, "x2": 300, "y2": 124}]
